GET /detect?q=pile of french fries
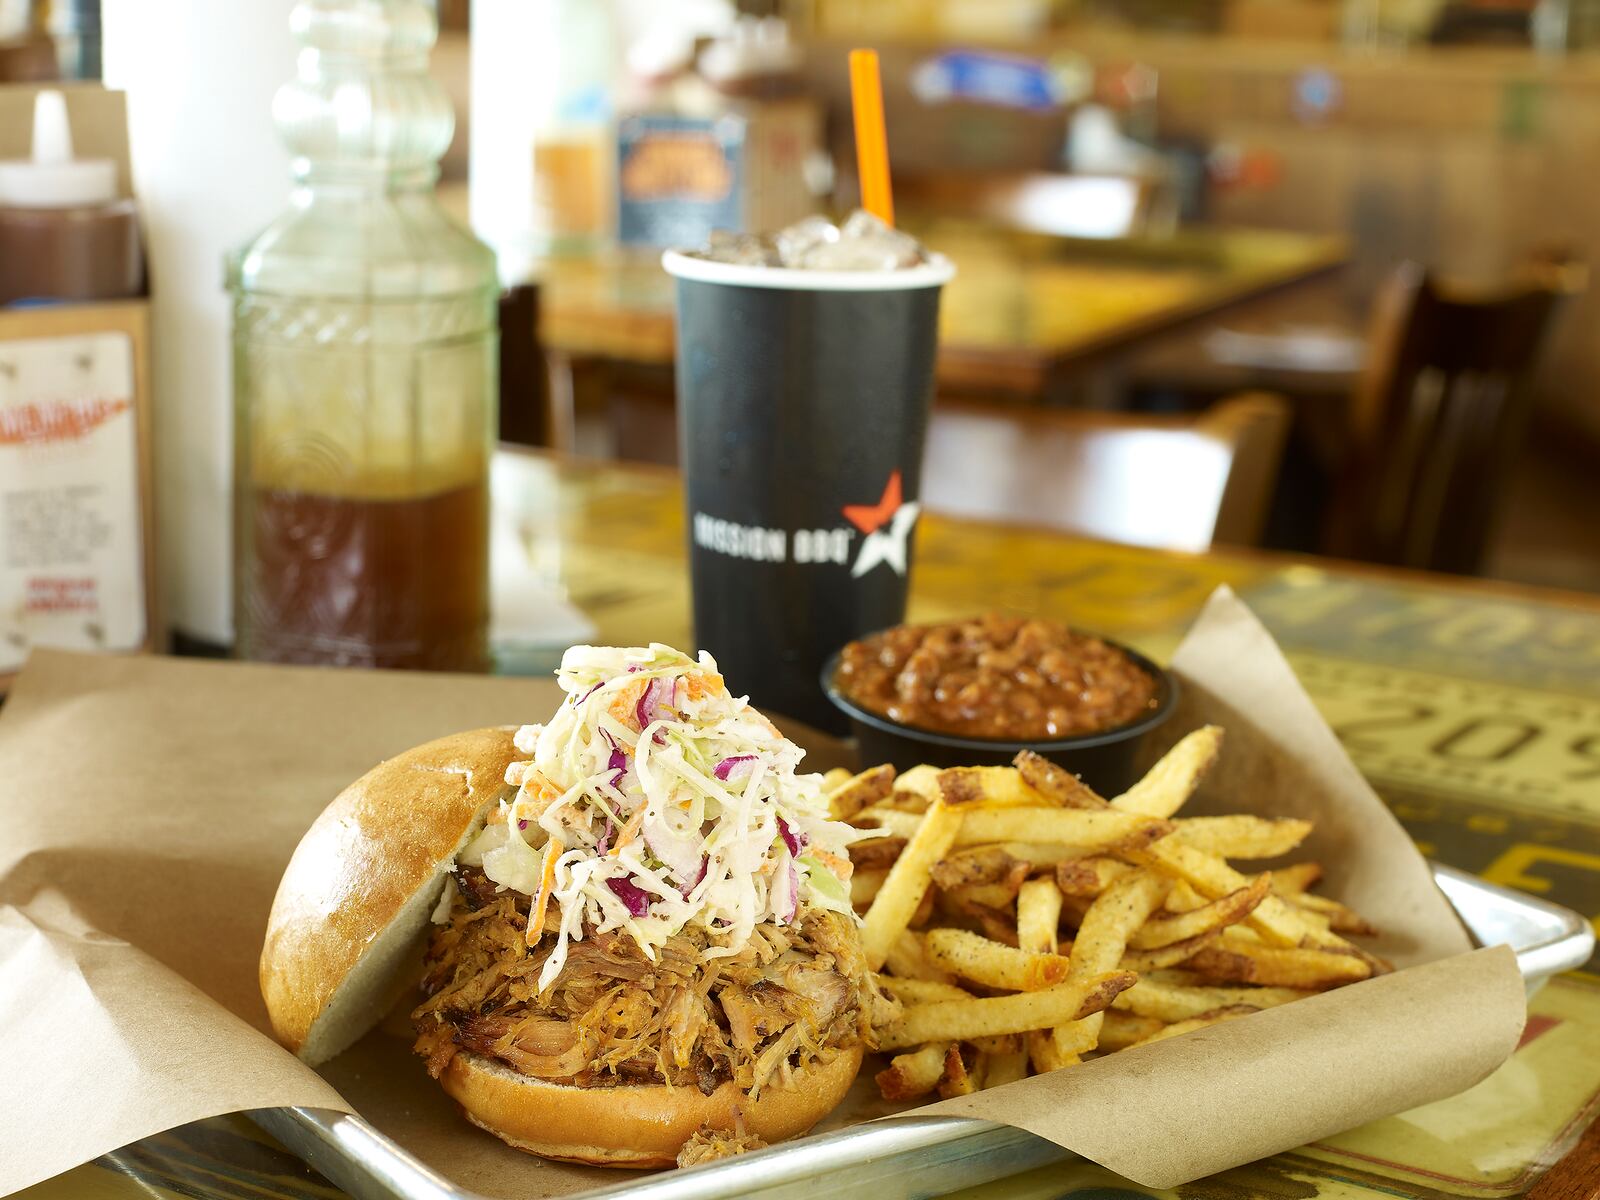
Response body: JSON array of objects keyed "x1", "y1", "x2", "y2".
[{"x1": 820, "y1": 727, "x2": 1387, "y2": 1102}]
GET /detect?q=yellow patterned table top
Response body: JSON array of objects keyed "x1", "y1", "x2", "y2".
[{"x1": 25, "y1": 451, "x2": 1600, "y2": 1200}]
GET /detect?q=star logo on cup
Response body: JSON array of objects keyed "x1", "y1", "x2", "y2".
[{"x1": 843, "y1": 470, "x2": 920, "y2": 578}]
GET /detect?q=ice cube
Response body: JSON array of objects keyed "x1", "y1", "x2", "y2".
[
  {"x1": 690, "y1": 211, "x2": 927, "y2": 270},
  {"x1": 699, "y1": 229, "x2": 780, "y2": 267},
  {"x1": 833, "y1": 209, "x2": 925, "y2": 269},
  {"x1": 774, "y1": 214, "x2": 840, "y2": 268}
]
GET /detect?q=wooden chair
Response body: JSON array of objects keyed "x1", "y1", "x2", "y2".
[
  {"x1": 497, "y1": 283, "x2": 550, "y2": 448},
  {"x1": 920, "y1": 393, "x2": 1291, "y2": 552},
  {"x1": 1329, "y1": 253, "x2": 1584, "y2": 574}
]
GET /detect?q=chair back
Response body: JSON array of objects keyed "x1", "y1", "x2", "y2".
[
  {"x1": 920, "y1": 393, "x2": 1290, "y2": 552},
  {"x1": 1335, "y1": 255, "x2": 1582, "y2": 573},
  {"x1": 497, "y1": 284, "x2": 549, "y2": 447}
]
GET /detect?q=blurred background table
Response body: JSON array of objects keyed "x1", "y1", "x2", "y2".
[
  {"x1": 26, "y1": 448, "x2": 1600, "y2": 1200},
  {"x1": 537, "y1": 223, "x2": 1348, "y2": 459}
]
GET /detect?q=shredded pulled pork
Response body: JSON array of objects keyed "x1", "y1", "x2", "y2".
[
  {"x1": 412, "y1": 866, "x2": 897, "y2": 1098},
  {"x1": 676, "y1": 1125, "x2": 769, "y2": 1168}
]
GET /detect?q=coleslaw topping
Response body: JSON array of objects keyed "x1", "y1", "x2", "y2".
[{"x1": 458, "y1": 644, "x2": 867, "y2": 992}]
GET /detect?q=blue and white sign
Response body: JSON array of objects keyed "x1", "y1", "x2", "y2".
[{"x1": 911, "y1": 51, "x2": 1067, "y2": 112}]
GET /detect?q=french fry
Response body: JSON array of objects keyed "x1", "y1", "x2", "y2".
[
  {"x1": 1269, "y1": 861, "x2": 1323, "y2": 894},
  {"x1": 1071, "y1": 870, "x2": 1170, "y2": 974},
  {"x1": 1134, "y1": 968, "x2": 1211, "y2": 986},
  {"x1": 1013, "y1": 749, "x2": 1111, "y2": 809},
  {"x1": 938, "y1": 1044, "x2": 978, "y2": 1098},
  {"x1": 1119, "y1": 930, "x2": 1220, "y2": 971},
  {"x1": 862, "y1": 799, "x2": 966, "y2": 969},
  {"x1": 861, "y1": 718, "x2": 1385, "y2": 1103},
  {"x1": 1129, "y1": 875, "x2": 1270, "y2": 949},
  {"x1": 1110, "y1": 726, "x2": 1224, "y2": 817},
  {"x1": 1098, "y1": 1009, "x2": 1166, "y2": 1051},
  {"x1": 851, "y1": 837, "x2": 908, "y2": 870},
  {"x1": 1288, "y1": 903, "x2": 1332, "y2": 933},
  {"x1": 821, "y1": 767, "x2": 852, "y2": 790},
  {"x1": 1027, "y1": 1030, "x2": 1081, "y2": 1073},
  {"x1": 954, "y1": 808, "x2": 1172, "y2": 851},
  {"x1": 1113, "y1": 979, "x2": 1312, "y2": 1024},
  {"x1": 851, "y1": 867, "x2": 888, "y2": 909},
  {"x1": 1162, "y1": 879, "x2": 1208, "y2": 912},
  {"x1": 893, "y1": 764, "x2": 943, "y2": 809},
  {"x1": 937, "y1": 893, "x2": 1021, "y2": 945},
  {"x1": 1113, "y1": 977, "x2": 1314, "y2": 1022},
  {"x1": 1057, "y1": 893, "x2": 1092, "y2": 929},
  {"x1": 1054, "y1": 855, "x2": 1135, "y2": 897},
  {"x1": 1138, "y1": 838, "x2": 1351, "y2": 951},
  {"x1": 1171, "y1": 815, "x2": 1314, "y2": 859},
  {"x1": 884, "y1": 930, "x2": 958, "y2": 985},
  {"x1": 879, "y1": 976, "x2": 976, "y2": 1005},
  {"x1": 926, "y1": 928, "x2": 1074, "y2": 991},
  {"x1": 1050, "y1": 868, "x2": 1168, "y2": 1055},
  {"x1": 826, "y1": 763, "x2": 895, "y2": 821},
  {"x1": 1016, "y1": 878, "x2": 1064, "y2": 955},
  {"x1": 1127, "y1": 1004, "x2": 1258, "y2": 1047},
  {"x1": 981, "y1": 1050, "x2": 1031, "y2": 1088},
  {"x1": 931, "y1": 846, "x2": 1032, "y2": 891},
  {"x1": 1292, "y1": 891, "x2": 1378, "y2": 936},
  {"x1": 854, "y1": 808, "x2": 924, "y2": 839},
  {"x1": 1186, "y1": 935, "x2": 1372, "y2": 988},
  {"x1": 937, "y1": 766, "x2": 1049, "y2": 808},
  {"x1": 877, "y1": 971, "x2": 1137, "y2": 1051},
  {"x1": 941, "y1": 882, "x2": 1024, "y2": 911},
  {"x1": 874, "y1": 1042, "x2": 949, "y2": 1101}
]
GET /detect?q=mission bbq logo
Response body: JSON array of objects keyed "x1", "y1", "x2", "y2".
[{"x1": 693, "y1": 470, "x2": 920, "y2": 579}]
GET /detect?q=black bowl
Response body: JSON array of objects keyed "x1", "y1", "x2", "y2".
[{"x1": 819, "y1": 637, "x2": 1178, "y2": 796}]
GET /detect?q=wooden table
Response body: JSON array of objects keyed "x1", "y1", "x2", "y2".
[
  {"x1": 26, "y1": 450, "x2": 1600, "y2": 1200},
  {"x1": 538, "y1": 223, "x2": 1348, "y2": 456}
]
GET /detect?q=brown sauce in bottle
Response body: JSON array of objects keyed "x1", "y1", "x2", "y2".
[{"x1": 237, "y1": 477, "x2": 488, "y2": 671}]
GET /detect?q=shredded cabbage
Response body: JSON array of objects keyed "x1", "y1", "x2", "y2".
[{"x1": 461, "y1": 643, "x2": 869, "y2": 992}]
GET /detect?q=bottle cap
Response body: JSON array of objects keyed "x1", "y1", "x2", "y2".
[{"x1": 0, "y1": 89, "x2": 119, "y2": 208}]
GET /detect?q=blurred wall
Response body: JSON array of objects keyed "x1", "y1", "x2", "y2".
[{"x1": 802, "y1": 34, "x2": 1599, "y2": 442}]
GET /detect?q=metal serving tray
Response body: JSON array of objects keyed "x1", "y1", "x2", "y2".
[{"x1": 250, "y1": 864, "x2": 1595, "y2": 1200}]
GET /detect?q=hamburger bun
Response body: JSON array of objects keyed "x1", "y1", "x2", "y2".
[
  {"x1": 261, "y1": 727, "x2": 519, "y2": 1065},
  {"x1": 262, "y1": 722, "x2": 864, "y2": 1167},
  {"x1": 440, "y1": 1044, "x2": 864, "y2": 1167}
]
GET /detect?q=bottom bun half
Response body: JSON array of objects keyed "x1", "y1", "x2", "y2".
[{"x1": 439, "y1": 1043, "x2": 865, "y2": 1168}]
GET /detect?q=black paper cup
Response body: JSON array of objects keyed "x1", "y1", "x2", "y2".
[{"x1": 662, "y1": 249, "x2": 956, "y2": 731}]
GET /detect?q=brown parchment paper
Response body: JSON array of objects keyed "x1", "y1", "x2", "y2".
[{"x1": 0, "y1": 588, "x2": 1526, "y2": 1196}]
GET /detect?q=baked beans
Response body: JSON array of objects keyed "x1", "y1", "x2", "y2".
[{"x1": 833, "y1": 613, "x2": 1158, "y2": 741}]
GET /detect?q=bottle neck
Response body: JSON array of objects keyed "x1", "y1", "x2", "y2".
[{"x1": 291, "y1": 161, "x2": 441, "y2": 194}]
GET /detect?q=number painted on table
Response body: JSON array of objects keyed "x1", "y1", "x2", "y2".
[
  {"x1": 1332, "y1": 701, "x2": 1438, "y2": 749},
  {"x1": 1431, "y1": 718, "x2": 1542, "y2": 763}
]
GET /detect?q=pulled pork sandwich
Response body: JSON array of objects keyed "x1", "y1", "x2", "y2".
[{"x1": 261, "y1": 644, "x2": 891, "y2": 1168}]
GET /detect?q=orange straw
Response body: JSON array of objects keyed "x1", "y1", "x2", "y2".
[{"x1": 848, "y1": 48, "x2": 894, "y2": 227}]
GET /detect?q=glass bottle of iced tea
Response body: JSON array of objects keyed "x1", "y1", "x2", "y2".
[{"x1": 229, "y1": 0, "x2": 497, "y2": 671}]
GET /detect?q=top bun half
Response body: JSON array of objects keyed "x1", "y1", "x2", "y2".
[{"x1": 260, "y1": 726, "x2": 519, "y2": 1065}]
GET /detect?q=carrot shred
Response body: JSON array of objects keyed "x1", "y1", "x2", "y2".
[
  {"x1": 683, "y1": 671, "x2": 724, "y2": 701},
  {"x1": 608, "y1": 679, "x2": 648, "y2": 731},
  {"x1": 610, "y1": 806, "x2": 647, "y2": 856},
  {"x1": 528, "y1": 837, "x2": 562, "y2": 945},
  {"x1": 810, "y1": 848, "x2": 854, "y2": 881}
]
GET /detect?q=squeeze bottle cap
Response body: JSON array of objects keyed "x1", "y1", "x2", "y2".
[{"x1": 0, "y1": 90, "x2": 120, "y2": 208}]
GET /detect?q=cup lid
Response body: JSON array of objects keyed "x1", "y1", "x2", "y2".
[{"x1": 661, "y1": 249, "x2": 955, "y2": 292}]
